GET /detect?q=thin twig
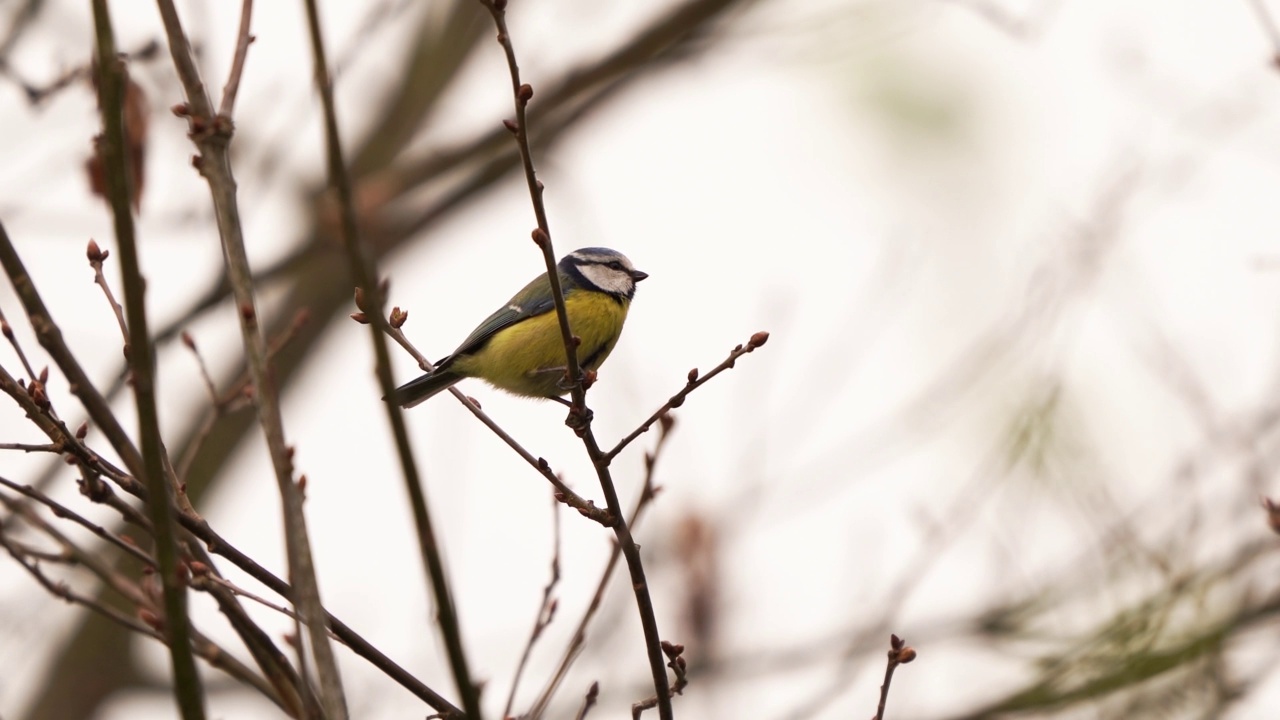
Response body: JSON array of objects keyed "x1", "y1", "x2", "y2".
[
  {"x1": 173, "y1": 312, "x2": 308, "y2": 483},
  {"x1": 189, "y1": 559, "x2": 315, "y2": 718},
  {"x1": 0, "y1": 442, "x2": 61, "y2": 453},
  {"x1": 505, "y1": 493, "x2": 564, "y2": 718},
  {"x1": 873, "y1": 635, "x2": 917, "y2": 720},
  {"x1": 631, "y1": 642, "x2": 688, "y2": 719},
  {"x1": 0, "y1": 360, "x2": 142, "y2": 499},
  {"x1": 0, "y1": 524, "x2": 161, "y2": 636},
  {"x1": 605, "y1": 332, "x2": 769, "y2": 463},
  {"x1": 0, "y1": 306, "x2": 37, "y2": 380},
  {"x1": 382, "y1": 315, "x2": 611, "y2": 523},
  {"x1": 4, "y1": 369, "x2": 456, "y2": 716},
  {"x1": 89, "y1": 5, "x2": 206, "y2": 717},
  {"x1": 177, "y1": 502, "x2": 463, "y2": 715},
  {"x1": 574, "y1": 682, "x2": 600, "y2": 720},
  {"x1": 299, "y1": 0, "x2": 476, "y2": 715},
  {"x1": 0, "y1": 225, "x2": 147, "y2": 481},
  {"x1": 152, "y1": 1, "x2": 347, "y2": 715},
  {"x1": 0, "y1": 475, "x2": 155, "y2": 567},
  {"x1": 87, "y1": 240, "x2": 130, "y2": 347},
  {"x1": 218, "y1": 0, "x2": 255, "y2": 118},
  {"x1": 476, "y1": 3, "x2": 675, "y2": 716},
  {"x1": 180, "y1": 331, "x2": 220, "y2": 405},
  {"x1": 0, "y1": 493, "x2": 286, "y2": 708},
  {"x1": 529, "y1": 417, "x2": 675, "y2": 717}
]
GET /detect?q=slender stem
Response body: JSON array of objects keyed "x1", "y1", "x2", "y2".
[
  {"x1": 0, "y1": 475, "x2": 154, "y2": 567},
  {"x1": 605, "y1": 333, "x2": 768, "y2": 463},
  {"x1": 476, "y1": 3, "x2": 672, "y2": 716},
  {"x1": 0, "y1": 306, "x2": 38, "y2": 380},
  {"x1": 529, "y1": 416, "x2": 674, "y2": 718},
  {"x1": 88, "y1": 5, "x2": 206, "y2": 718},
  {"x1": 504, "y1": 495, "x2": 563, "y2": 718},
  {"x1": 0, "y1": 492, "x2": 287, "y2": 710},
  {"x1": 1247, "y1": 0, "x2": 1280, "y2": 56},
  {"x1": 218, "y1": 0, "x2": 255, "y2": 118},
  {"x1": 574, "y1": 682, "x2": 600, "y2": 720},
  {"x1": 89, "y1": 248, "x2": 130, "y2": 345},
  {"x1": 151, "y1": 1, "x2": 348, "y2": 716},
  {"x1": 299, "y1": 1, "x2": 480, "y2": 716},
  {"x1": 0, "y1": 225, "x2": 146, "y2": 482}
]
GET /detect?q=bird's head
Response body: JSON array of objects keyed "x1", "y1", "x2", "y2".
[{"x1": 561, "y1": 247, "x2": 648, "y2": 299}]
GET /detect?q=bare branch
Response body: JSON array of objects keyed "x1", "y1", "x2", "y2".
[
  {"x1": 152, "y1": 0, "x2": 347, "y2": 714},
  {"x1": 505, "y1": 493, "x2": 564, "y2": 717},
  {"x1": 873, "y1": 635, "x2": 917, "y2": 720},
  {"x1": 605, "y1": 331, "x2": 770, "y2": 463},
  {"x1": 299, "y1": 0, "x2": 477, "y2": 713},
  {"x1": 218, "y1": 0, "x2": 255, "y2": 118},
  {"x1": 89, "y1": 5, "x2": 206, "y2": 715}
]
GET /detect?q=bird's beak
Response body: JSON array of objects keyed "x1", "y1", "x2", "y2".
[{"x1": 630, "y1": 269, "x2": 649, "y2": 282}]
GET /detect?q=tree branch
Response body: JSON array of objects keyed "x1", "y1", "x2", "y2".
[{"x1": 89, "y1": 4, "x2": 205, "y2": 716}]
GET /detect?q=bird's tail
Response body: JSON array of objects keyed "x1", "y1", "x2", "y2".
[{"x1": 388, "y1": 370, "x2": 463, "y2": 408}]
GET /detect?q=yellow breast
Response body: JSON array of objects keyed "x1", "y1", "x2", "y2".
[{"x1": 451, "y1": 292, "x2": 632, "y2": 398}]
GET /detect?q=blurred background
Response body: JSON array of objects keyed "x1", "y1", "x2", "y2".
[{"x1": 3, "y1": 0, "x2": 1280, "y2": 718}]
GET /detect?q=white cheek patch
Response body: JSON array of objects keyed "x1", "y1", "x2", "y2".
[{"x1": 577, "y1": 264, "x2": 632, "y2": 295}]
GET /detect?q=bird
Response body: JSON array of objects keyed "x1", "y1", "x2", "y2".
[{"x1": 391, "y1": 247, "x2": 647, "y2": 408}]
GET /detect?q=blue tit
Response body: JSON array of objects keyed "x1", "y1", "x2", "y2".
[{"x1": 391, "y1": 247, "x2": 647, "y2": 408}]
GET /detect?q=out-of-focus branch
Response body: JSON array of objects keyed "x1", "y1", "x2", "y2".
[
  {"x1": 189, "y1": 558, "x2": 315, "y2": 718},
  {"x1": 504, "y1": 495, "x2": 563, "y2": 718},
  {"x1": 1246, "y1": 0, "x2": 1280, "y2": 62},
  {"x1": 89, "y1": 3, "x2": 205, "y2": 716},
  {"x1": 151, "y1": 0, "x2": 347, "y2": 715},
  {"x1": 574, "y1": 682, "x2": 600, "y2": 720},
  {"x1": 0, "y1": 489, "x2": 280, "y2": 707},
  {"x1": 301, "y1": 0, "x2": 477, "y2": 716}
]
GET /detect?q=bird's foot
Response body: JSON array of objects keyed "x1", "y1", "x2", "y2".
[{"x1": 564, "y1": 404, "x2": 594, "y2": 434}]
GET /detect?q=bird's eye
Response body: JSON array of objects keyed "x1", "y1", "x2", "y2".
[{"x1": 607, "y1": 261, "x2": 624, "y2": 270}]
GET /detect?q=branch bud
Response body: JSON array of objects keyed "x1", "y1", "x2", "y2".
[
  {"x1": 748, "y1": 331, "x2": 770, "y2": 349},
  {"x1": 390, "y1": 307, "x2": 408, "y2": 328},
  {"x1": 86, "y1": 239, "x2": 106, "y2": 264}
]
